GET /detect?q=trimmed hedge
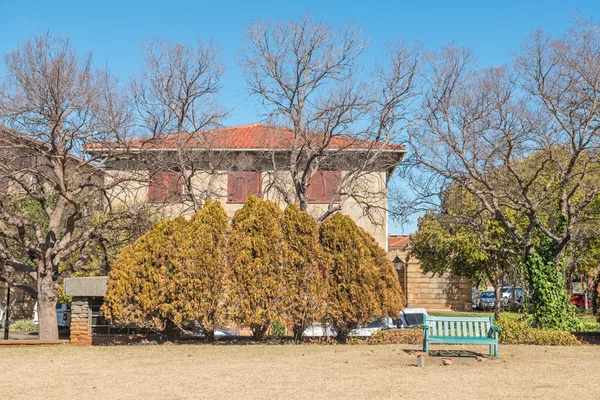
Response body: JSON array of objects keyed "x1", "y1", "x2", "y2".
[
  {"x1": 368, "y1": 329, "x2": 422, "y2": 345},
  {"x1": 497, "y1": 317, "x2": 581, "y2": 346}
]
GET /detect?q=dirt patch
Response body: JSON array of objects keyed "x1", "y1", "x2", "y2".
[{"x1": 0, "y1": 344, "x2": 598, "y2": 399}]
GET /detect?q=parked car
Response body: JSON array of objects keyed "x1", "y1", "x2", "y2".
[
  {"x1": 303, "y1": 308, "x2": 429, "y2": 337},
  {"x1": 476, "y1": 290, "x2": 497, "y2": 310},
  {"x1": 192, "y1": 323, "x2": 239, "y2": 338},
  {"x1": 472, "y1": 288, "x2": 479, "y2": 309},
  {"x1": 501, "y1": 286, "x2": 524, "y2": 304},
  {"x1": 570, "y1": 293, "x2": 592, "y2": 308},
  {"x1": 32, "y1": 302, "x2": 71, "y2": 328},
  {"x1": 0, "y1": 305, "x2": 4, "y2": 328}
]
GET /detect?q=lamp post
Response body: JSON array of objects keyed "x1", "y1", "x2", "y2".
[
  {"x1": 3, "y1": 283, "x2": 10, "y2": 340},
  {"x1": 392, "y1": 255, "x2": 404, "y2": 287}
]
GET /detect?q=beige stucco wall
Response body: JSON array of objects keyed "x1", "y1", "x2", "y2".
[
  {"x1": 389, "y1": 249, "x2": 472, "y2": 312},
  {"x1": 104, "y1": 169, "x2": 388, "y2": 249}
]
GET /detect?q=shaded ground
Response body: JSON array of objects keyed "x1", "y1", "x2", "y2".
[
  {"x1": 1, "y1": 344, "x2": 598, "y2": 399},
  {"x1": 2, "y1": 329, "x2": 70, "y2": 340}
]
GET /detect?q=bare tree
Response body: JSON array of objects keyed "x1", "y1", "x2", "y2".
[
  {"x1": 406, "y1": 20, "x2": 600, "y2": 328},
  {"x1": 239, "y1": 14, "x2": 419, "y2": 223},
  {"x1": 0, "y1": 33, "x2": 133, "y2": 340},
  {"x1": 131, "y1": 38, "x2": 230, "y2": 213}
]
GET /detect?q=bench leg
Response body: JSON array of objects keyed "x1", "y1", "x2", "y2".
[
  {"x1": 423, "y1": 341, "x2": 429, "y2": 355},
  {"x1": 489, "y1": 343, "x2": 498, "y2": 357}
]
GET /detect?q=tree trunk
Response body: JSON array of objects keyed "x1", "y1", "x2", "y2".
[
  {"x1": 292, "y1": 323, "x2": 305, "y2": 344},
  {"x1": 583, "y1": 276, "x2": 589, "y2": 311},
  {"x1": 37, "y1": 267, "x2": 59, "y2": 341},
  {"x1": 523, "y1": 250, "x2": 578, "y2": 330},
  {"x1": 592, "y1": 273, "x2": 600, "y2": 316},
  {"x1": 250, "y1": 324, "x2": 268, "y2": 341},
  {"x1": 163, "y1": 319, "x2": 181, "y2": 342},
  {"x1": 205, "y1": 329, "x2": 216, "y2": 343},
  {"x1": 493, "y1": 283, "x2": 502, "y2": 321}
]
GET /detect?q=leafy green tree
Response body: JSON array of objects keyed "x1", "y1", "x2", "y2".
[
  {"x1": 170, "y1": 201, "x2": 229, "y2": 341},
  {"x1": 227, "y1": 195, "x2": 285, "y2": 341},
  {"x1": 281, "y1": 204, "x2": 327, "y2": 343},
  {"x1": 320, "y1": 213, "x2": 404, "y2": 342},
  {"x1": 411, "y1": 186, "x2": 518, "y2": 320}
]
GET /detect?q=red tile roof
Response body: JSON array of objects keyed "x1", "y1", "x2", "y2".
[
  {"x1": 388, "y1": 235, "x2": 411, "y2": 250},
  {"x1": 86, "y1": 123, "x2": 405, "y2": 152}
]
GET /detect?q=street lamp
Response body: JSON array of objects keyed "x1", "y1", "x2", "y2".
[
  {"x1": 392, "y1": 255, "x2": 404, "y2": 273},
  {"x1": 392, "y1": 255, "x2": 406, "y2": 293}
]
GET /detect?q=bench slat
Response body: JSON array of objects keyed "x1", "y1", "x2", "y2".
[{"x1": 428, "y1": 336, "x2": 497, "y2": 345}]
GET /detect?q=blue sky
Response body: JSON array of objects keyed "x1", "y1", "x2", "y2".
[{"x1": 1, "y1": 0, "x2": 598, "y2": 233}]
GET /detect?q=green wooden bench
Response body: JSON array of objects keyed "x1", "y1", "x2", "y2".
[{"x1": 422, "y1": 315, "x2": 500, "y2": 356}]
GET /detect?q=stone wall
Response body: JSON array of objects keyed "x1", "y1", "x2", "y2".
[
  {"x1": 392, "y1": 250, "x2": 472, "y2": 312},
  {"x1": 70, "y1": 297, "x2": 91, "y2": 346},
  {"x1": 0, "y1": 282, "x2": 35, "y2": 321}
]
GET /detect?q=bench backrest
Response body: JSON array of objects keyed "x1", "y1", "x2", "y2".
[{"x1": 424, "y1": 315, "x2": 494, "y2": 337}]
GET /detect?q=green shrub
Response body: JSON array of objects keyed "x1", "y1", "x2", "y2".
[
  {"x1": 10, "y1": 319, "x2": 37, "y2": 332},
  {"x1": 269, "y1": 319, "x2": 286, "y2": 337},
  {"x1": 497, "y1": 317, "x2": 581, "y2": 346}
]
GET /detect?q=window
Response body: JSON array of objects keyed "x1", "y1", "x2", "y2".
[
  {"x1": 228, "y1": 171, "x2": 262, "y2": 203},
  {"x1": 148, "y1": 171, "x2": 183, "y2": 203},
  {"x1": 307, "y1": 171, "x2": 341, "y2": 203}
]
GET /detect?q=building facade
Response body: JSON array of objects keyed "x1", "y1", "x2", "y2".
[{"x1": 88, "y1": 124, "x2": 406, "y2": 249}]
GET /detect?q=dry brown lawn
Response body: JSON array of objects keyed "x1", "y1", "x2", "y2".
[{"x1": 0, "y1": 343, "x2": 597, "y2": 399}]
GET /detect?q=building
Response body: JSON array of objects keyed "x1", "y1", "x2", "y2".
[
  {"x1": 388, "y1": 234, "x2": 472, "y2": 311},
  {"x1": 87, "y1": 123, "x2": 406, "y2": 249}
]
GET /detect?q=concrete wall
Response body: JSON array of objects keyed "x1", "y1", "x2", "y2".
[{"x1": 104, "y1": 169, "x2": 389, "y2": 249}]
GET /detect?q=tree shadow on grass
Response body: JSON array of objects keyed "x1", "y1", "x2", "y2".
[{"x1": 402, "y1": 348, "x2": 484, "y2": 358}]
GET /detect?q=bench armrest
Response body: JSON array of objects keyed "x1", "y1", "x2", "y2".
[{"x1": 490, "y1": 325, "x2": 500, "y2": 333}]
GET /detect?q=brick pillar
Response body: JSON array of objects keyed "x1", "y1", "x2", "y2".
[{"x1": 70, "y1": 296, "x2": 92, "y2": 346}]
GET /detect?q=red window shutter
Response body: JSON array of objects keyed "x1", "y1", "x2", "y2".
[
  {"x1": 228, "y1": 171, "x2": 261, "y2": 203},
  {"x1": 228, "y1": 172, "x2": 244, "y2": 203},
  {"x1": 308, "y1": 172, "x2": 326, "y2": 202},
  {"x1": 308, "y1": 171, "x2": 341, "y2": 203},
  {"x1": 148, "y1": 171, "x2": 165, "y2": 203},
  {"x1": 164, "y1": 171, "x2": 183, "y2": 202},
  {"x1": 148, "y1": 171, "x2": 183, "y2": 203},
  {"x1": 243, "y1": 171, "x2": 261, "y2": 198},
  {"x1": 324, "y1": 170, "x2": 341, "y2": 202}
]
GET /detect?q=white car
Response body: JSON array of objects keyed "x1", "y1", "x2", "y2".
[
  {"x1": 0, "y1": 305, "x2": 4, "y2": 328},
  {"x1": 303, "y1": 308, "x2": 429, "y2": 337},
  {"x1": 32, "y1": 302, "x2": 71, "y2": 327}
]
